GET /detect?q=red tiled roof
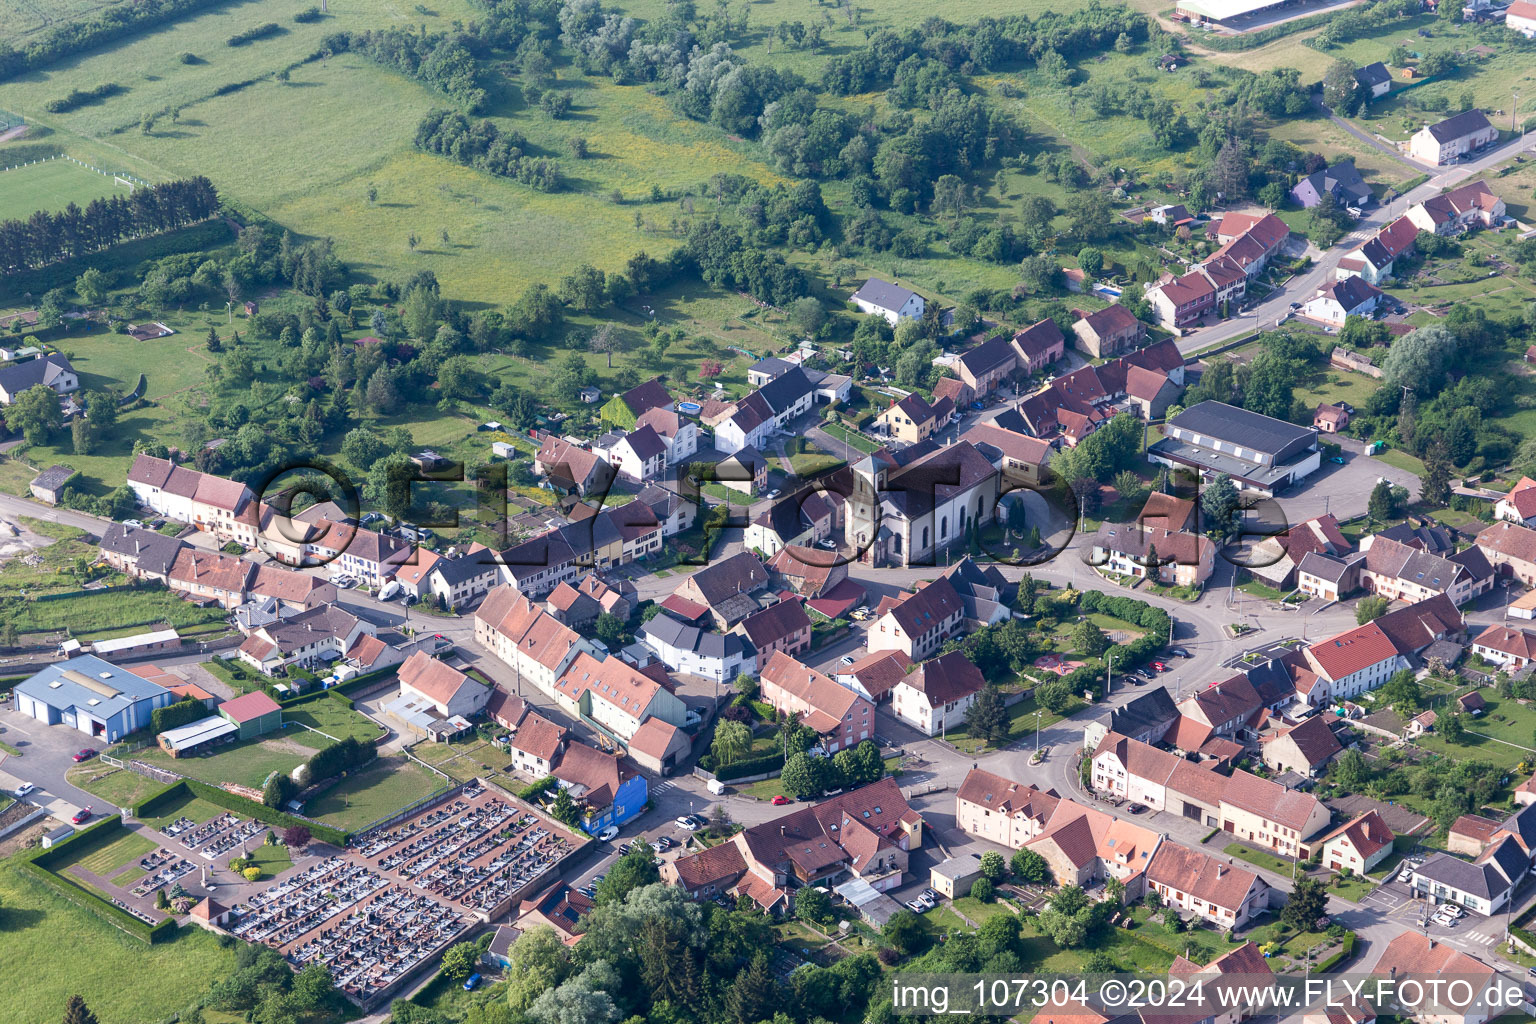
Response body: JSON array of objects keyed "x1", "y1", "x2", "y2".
[{"x1": 1308, "y1": 621, "x2": 1398, "y2": 680}]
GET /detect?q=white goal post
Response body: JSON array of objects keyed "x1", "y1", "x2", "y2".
[{"x1": 113, "y1": 175, "x2": 135, "y2": 192}]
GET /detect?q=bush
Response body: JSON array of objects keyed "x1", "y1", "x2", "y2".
[
  {"x1": 242, "y1": 866, "x2": 261, "y2": 881},
  {"x1": 151, "y1": 697, "x2": 209, "y2": 736},
  {"x1": 970, "y1": 877, "x2": 995, "y2": 902},
  {"x1": 293, "y1": 5, "x2": 324, "y2": 22},
  {"x1": 227, "y1": 23, "x2": 283, "y2": 46},
  {"x1": 713, "y1": 751, "x2": 786, "y2": 782},
  {"x1": 44, "y1": 83, "x2": 125, "y2": 113}
]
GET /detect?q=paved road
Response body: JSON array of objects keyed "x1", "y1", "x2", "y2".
[
  {"x1": 1174, "y1": 129, "x2": 1536, "y2": 356},
  {"x1": 1311, "y1": 95, "x2": 1438, "y2": 176},
  {"x1": 0, "y1": 491, "x2": 106, "y2": 537}
]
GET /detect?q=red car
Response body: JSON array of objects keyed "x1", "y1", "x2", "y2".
[
  {"x1": 772, "y1": 795, "x2": 791, "y2": 805},
  {"x1": 1150, "y1": 661, "x2": 1167, "y2": 672},
  {"x1": 72, "y1": 748, "x2": 97, "y2": 763},
  {"x1": 71, "y1": 806, "x2": 92, "y2": 825}
]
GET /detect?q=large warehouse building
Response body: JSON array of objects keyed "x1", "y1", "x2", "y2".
[
  {"x1": 1147, "y1": 401, "x2": 1321, "y2": 496},
  {"x1": 1175, "y1": 0, "x2": 1309, "y2": 24},
  {"x1": 14, "y1": 656, "x2": 175, "y2": 743}
]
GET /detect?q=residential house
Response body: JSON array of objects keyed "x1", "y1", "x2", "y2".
[
  {"x1": 1409, "y1": 110, "x2": 1498, "y2": 165},
  {"x1": 713, "y1": 446, "x2": 768, "y2": 496},
  {"x1": 98, "y1": 524, "x2": 186, "y2": 583},
  {"x1": 1146, "y1": 843, "x2": 1270, "y2": 929},
  {"x1": 663, "y1": 779, "x2": 923, "y2": 901},
  {"x1": 1469, "y1": 623, "x2": 1536, "y2": 669},
  {"x1": 392, "y1": 548, "x2": 441, "y2": 601},
  {"x1": 889, "y1": 651, "x2": 985, "y2": 737},
  {"x1": 1196, "y1": 256, "x2": 1249, "y2": 309},
  {"x1": 1220, "y1": 769, "x2": 1332, "y2": 857},
  {"x1": 1336, "y1": 238, "x2": 1395, "y2": 287},
  {"x1": 1296, "y1": 551, "x2": 1366, "y2": 602},
  {"x1": 331, "y1": 529, "x2": 413, "y2": 590},
  {"x1": 1072, "y1": 304, "x2": 1146, "y2": 358},
  {"x1": 626, "y1": 715, "x2": 691, "y2": 775},
  {"x1": 713, "y1": 368, "x2": 816, "y2": 455},
  {"x1": 1475, "y1": 520, "x2": 1536, "y2": 585},
  {"x1": 236, "y1": 604, "x2": 375, "y2": 676},
  {"x1": 534, "y1": 436, "x2": 614, "y2": 497},
  {"x1": 851, "y1": 278, "x2": 925, "y2": 324},
  {"x1": 1292, "y1": 160, "x2": 1373, "y2": 209},
  {"x1": 474, "y1": 586, "x2": 598, "y2": 697},
  {"x1": 599, "y1": 378, "x2": 672, "y2": 431},
  {"x1": 1359, "y1": 534, "x2": 1493, "y2": 605},
  {"x1": 954, "y1": 336, "x2": 1017, "y2": 395},
  {"x1": 1123, "y1": 364, "x2": 1183, "y2": 420},
  {"x1": 551, "y1": 742, "x2": 648, "y2": 833},
  {"x1": 876, "y1": 392, "x2": 952, "y2": 444},
  {"x1": 398, "y1": 651, "x2": 490, "y2": 718},
  {"x1": 126, "y1": 454, "x2": 257, "y2": 546},
  {"x1": 1370, "y1": 932, "x2": 1500, "y2": 1024},
  {"x1": 551, "y1": 652, "x2": 688, "y2": 744},
  {"x1": 1148, "y1": 401, "x2": 1321, "y2": 496},
  {"x1": 672, "y1": 551, "x2": 770, "y2": 629},
  {"x1": 1297, "y1": 620, "x2": 1409, "y2": 706},
  {"x1": 1260, "y1": 715, "x2": 1343, "y2": 776},
  {"x1": 1082, "y1": 686, "x2": 1180, "y2": 750},
  {"x1": 1166, "y1": 943, "x2": 1277, "y2": 1024},
  {"x1": 1010, "y1": 319, "x2": 1067, "y2": 374},
  {"x1": 1091, "y1": 732, "x2": 1186, "y2": 811},
  {"x1": 1301, "y1": 278, "x2": 1386, "y2": 326},
  {"x1": 168, "y1": 549, "x2": 253, "y2": 609},
  {"x1": 1086, "y1": 523, "x2": 1216, "y2": 587},
  {"x1": 545, "y1": 581, "x2": 602, "y2": 630},
  {"x1": 1146, "y1": 270, "x2": 1216, "y2": 330},
  {"x1": 1408, "y1": 178, "x2": 1506, "y2": 235},
  {"x1": 959, "y1": 423, "x2": 1052, "y2": 486},
  {"x1": 638, "y1": 613, "x2": 757, "y2": 682},
  {"x1": 516, "y1": 882, "x2": 593, "y2": 945},
  {"x1": 1354, "y1": 61, "x2": 1393, "y2": 99},
  {"x1": 1319, "y1": 810, "x2": 1396, "y2": 875},
  {"x1": 0, "y1": 352, "x2": 78, "y2": 404},
  {"x1": 1314, "y1": 403, "x2": 1350, "y2": 432},
  {"x1": 1494, "y1": 476, "x2": 1536, "y2": 527},
  {"x1": 424, "y1": 548, "x2": 501, "y2": 610},
  {"x1": 768, "y1": 545, "x2": 849, "y2": 599},
  {"x1": 954, "y1": 768, "x2": 1061, "y2": 849},
  {"x1": 1026, "y1": 798, "x2": 1163, "y2": 892},
  {"x1": 734, "y1": 598, "x2": 811, "y2": 660},
  {"x1": 867, "y1": 576, "x2": 964, "y2": 660},
  {"x1": 1149, "y1": 204, "x2": 1195, "y2": 228},
  {"x1": 833, "y1": 649, "x2": 913, "y2": 703},
  {"x1": 1508, "y1": 0, "x2": 1536, "y2": 37},
  {"x1": 634, "y1": 406, "x2": 698, "y2": 465},
  {"x1": 758, "y1": 650, "x2": 875, "y2": 753}
]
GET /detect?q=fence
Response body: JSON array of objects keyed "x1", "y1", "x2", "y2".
[{"x1": 0, "y1": 152, "x2": 146, "y2": 187}]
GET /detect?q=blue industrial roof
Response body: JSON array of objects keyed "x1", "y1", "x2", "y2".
[{"x1": 15, "y1": 655, "x2": 170, "y2": 718}]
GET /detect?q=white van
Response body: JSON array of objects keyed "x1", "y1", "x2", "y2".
[{"x1": 707, "y1": 779, "x2": 727, "y2": 796}]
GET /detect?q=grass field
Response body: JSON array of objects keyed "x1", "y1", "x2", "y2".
[
  {"x1": 0, "y1": 157, "x2": 127, "y2": 220},
  {"x1": 234, "y1": 841, "x2": 291, "y2": 880},
  {"x1": 303, "y1": 756, "x2": 447, "y2": 832},
  {"x1": 285, "y1": 699, "x2": 387, "y2": 744},
  {"x1": 0, "y1": 854, "x2": 236, "y2": 1024},
  {"x1": 134, "y1": 789, "x2": 227, "y2": 831},
  {"x1": 62, "y1": 830, "x2": 157, "y2": 879},
  {"x1": 135, "y1": 726, "x2": 328, "y2": 790},
  {"x1": 67, "y1": 763, "x2": 163, "y2": 808},
  {"x1": 7, "y1": 586, "x2": 229, "y2": 641},
  {"x1": 0, "y1": 0, "x2": 127, "y2": 41}
]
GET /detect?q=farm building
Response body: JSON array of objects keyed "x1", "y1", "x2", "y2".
[
  {"x1": 14, "y1": 655, "x2": 175, "y2": 743},
  {"x1": 218, "y1": 691, "x2": 283, "y2": 740}
]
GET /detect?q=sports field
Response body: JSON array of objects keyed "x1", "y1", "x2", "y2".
[{"x1": 0, "y1": 157, "x2": 125, "y2": 220}]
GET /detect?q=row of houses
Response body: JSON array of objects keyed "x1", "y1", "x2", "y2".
[
  {"x1": 1335, "y1": 180, "x2": 1504, "y2": 290},
  {"x1": 1145, "y1": 212, "x2": 1290, "y2": 331},
  {"x1": 999, "y1": 339, "x2": 1187, "y2": 447}
]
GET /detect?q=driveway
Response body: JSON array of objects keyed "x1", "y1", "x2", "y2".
[{"x1": 0, "y1": 704, "x2": 106, "y2": 819}]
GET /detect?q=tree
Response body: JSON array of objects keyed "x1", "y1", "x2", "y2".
[
  {"x1": 440, "y1": 941, "x2": 479, "y2": 980},
  {"x1": 881, "y1": 910, "x2": 928, "y2": 957},
  {"x1": 62, "y1": 996, "x2": 99, "y2": 1024},
  {"x1": 780, "y1": 751, "x2": 831, "y2": 800},
  {"x1": 1356, "y1": 595, "x2": 1390, "y2": 625},
  {"x1": 1144, "y1": 888, "x2": 1163, "y2": 911},
  {"x1": 963, "y1": 685, "x2": 1008, "y2": 744},
  {"x1": 75, "y1": 267, "x2": 108, "y2": 306},
  {"x1": 550, "y1": 786, "x2": 581, "y2": 827},
  {"x1": 979, "y1": 850, "x2": 1007, "y2": 883},
  {"x1": 72, "y1": 417, "x2": 95, "y2": 455},
  {"x1": 1322, "y1": 59, "x2": 1360, "y2": 111},
  {"x1": 1244, "y1": 352, "x2": 1296, "y2": 420},
  {"x1": 282, "y1": 825, "x2": 311, "y2": 850},
  {"x1": 790, "y1": 297, "x2": 825, "y2": 337},
  {"x1": 1071, "y1": 619, "x2": 1110, "y2": 658},
  {"x1": 596, "y1": 844, "x2": 660, "y2": 905},
  {"x1": 711, "y1": 720, "x2": 752, "y2": 766},
  {"x1": 1420, "y1": 441, "x2": 1452, "y2": 506},
  {"x1": 589, "y1": 322, "x2": 619, "y2": 369},
  {"x1": 342, "y1": 427, "x2": 390, "y2": 471},
  {"x1": 1077, "y1": 246, "x2": 1105, "y2": 279},
  {"x1": 1211, "y1": 140, "x2": 1251, "y2": 200},
  {"x1": 795, "y1": 885, "x2": 833, "y2": 925},
  {"x1": 1065, "y1": 190, "x2": 1112, "y2": 241},
  {"x1": 1440, "y1": 712, "x2": 1466, "y2": 744},
  {"x1": 594, "y1": 611, "x2": 624, "y2": 648},
  {"x1": 8, "y1": 384, "x2": 62, "y2": 444},
  {"x1": 1282, "y1": 876, "x2": 1328, "y2": 930},
  {"x1": 726, "y1": 953, "x2": 778, "y2": 1024},
  {"x1": 1011, "y1": 848, "x2": 1050, "y2": 884},
  {"x1": 1367, "y1": 479, "x2": 1399, "y2": 522},
  {"x1": 970, "y1": 877, "x2": 995, "y2": 902},
  {"x1": 1200, "y1": 473, "x2": 1240, "y2": 540},
  {"x1": 506, "y1": 926, "x2": 571, "y2": 1011}
]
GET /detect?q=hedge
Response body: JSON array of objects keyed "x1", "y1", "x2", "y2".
[
  {"x1": 151, "y1": 697, "x2": 210, "y2": 736},
  {"x1": 26, "y1": 818, "x2": 178, "y2": 943},
  {"x1": 714, "y1": 751, "x2": 786, "y2": 782},
  {"x1": 0, "y1": 219, "x2": 233, "y2": 304},
  {"x1": 518, "y1": 775, "x2": 556, "y2": 801},
  {"x1": 1315, "y1": 932, "x2": 1358, "y2": 973}
]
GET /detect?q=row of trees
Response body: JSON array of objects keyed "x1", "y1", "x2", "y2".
[
  {"x1": 414, "y1": 109, "x2": 563, "y2": 192},
  {"x1": 0, "y1": 177, "x2": 220, "y2": 273}
]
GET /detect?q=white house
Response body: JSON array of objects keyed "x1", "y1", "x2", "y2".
[
  {"x1": 889, "y1": 652, "x2": 984, "y2": 736},
  {"x1": 594, "y1": 425, "x2": 668, "y2": 483},
  {"x1": 1299, "y1": 620, "x2": 1409, "y2": 705},
  {"x1": 1300, "y1": 277, "x2": 1384, "y2": 327},
  {"x1": 0, "y1": 352, "x2": 79, "y2": 404},
  {"x1": 634, "y1": 407, "x2": 698, "y2": 466},
  {"x1": 637, "y1": 613, "x2": 757, "y2": 682},
  {"x1": 712, "y1": 368, "x2": 816, "y2": 456},
  {"x1": 851, "y1": 278, "x2": 925, "y2": 324},
  {"x1": 1409, "y1": 109, "x2": 1499, "y2": 165},
  {"x1": 1508, "y1": 0, "x2": 1536, "y2": 37}
]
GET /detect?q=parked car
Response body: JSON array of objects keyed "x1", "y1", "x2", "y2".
[
  {"x1": 597, "y1": 825, "x2": 619, "y2": 841},
  {"x1": 1330, "y1": 456, "x2": 1345, "y2": 464},
  {"x1": 463, "y1": 974, "x2": 481, "y2": 992},
  {"x1": 13, "y1": 783, "x2": 35, "y2": 798},
  {"x1": 839, "y1": 655, "x2": 857, "y2": 666},
  {"x1": 378, "y1": 581, "x2": 402, "y2": 601},
  {"x1": 676, "y1": 815, "x2": 700, "y2": 830},
  {"x1": 1129, "y1": 804, "x2": 1147, "y2": 815},
  {"x1": 1150, "y1": 661, "x2": 1167, "y2": 672},
  {"x1": 1169, "y1": 647, "x2": 1191, "y2": 658},
  {"x1": 922, "y1": 888, "x2": 940, "y2": 903},
  {"x1": 765, "y1": 489, "x2": 781, "y2": 500},
  {"x1": 72, "y1": 807, "x2": 92, "y2": 824},
  {"x1": 122, "y1": 519, "x2": 144, "y2": 530},
  {"x1": 772, "y1": 795, "x2": 791, "y2": 805},
  {"x1": 907, "y1": 900, "x2": 926, "y2": 912},
  {"x1": 72, "y1": 748, "x2": 96, "y2": 763}
]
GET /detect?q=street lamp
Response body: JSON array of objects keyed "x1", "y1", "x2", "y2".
[{"x1": 1035, "y1": 709, "x2": 1043, "y2": 752}]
